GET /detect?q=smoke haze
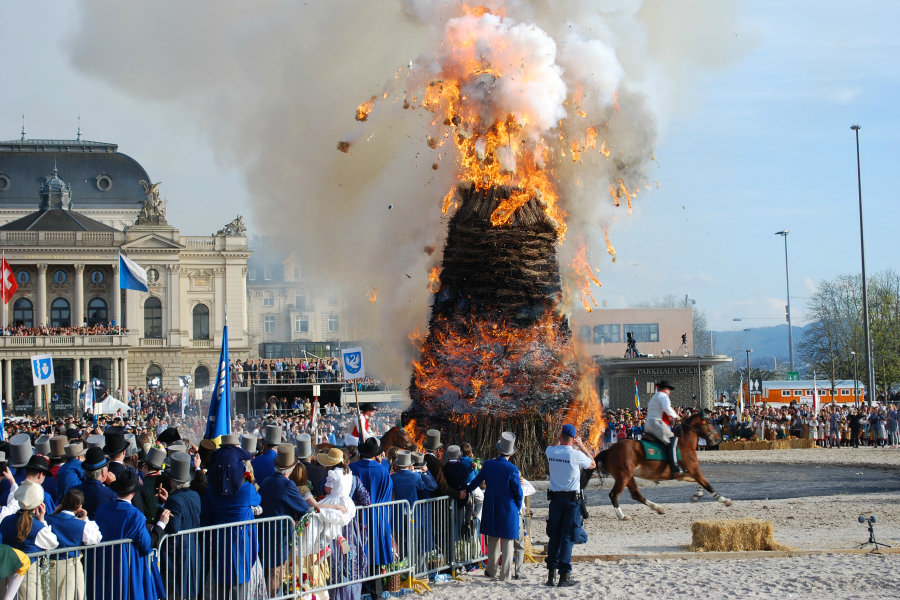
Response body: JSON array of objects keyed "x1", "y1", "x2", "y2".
[{"x1": 66, "y1": 0, "x2": 756, "y2": 380}]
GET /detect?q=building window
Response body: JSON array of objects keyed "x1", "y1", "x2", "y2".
[
  {"x1": 194, "y1": 365, "x2": 210, "y2": 388},
  {"x1": 794, "y1": 390, "x2": 802, "y2": 396},
  {"x1": 624, "y1": 324, "x2": 659, "y2": 343},
  {"x1": 248, "y1": 269, "x2": 256, "y2": 281},
  {"x1": 593, "y1": 324, "x2": 621, "y2": 344},
  {"x1": 16, "y1": 271, "x2": 29, "y2": 285},
  {"x1": 144, "y1": 297, "x2": 162, "y2": 339},
  {"x1": 53, "y1": 270, "x2": 67, "y2": 284},
  {"x1": 578, "y1": 325, "x2": 591, "y2": 342},
  {"x1": 13, "y1": 298, "x2": 33, "y2": 328},
  {"x1": 146, "y1": 364, "x2": 163, "y2": 385},
  {"x1": 192, "y1": 304, "x2": 210, "y2": 340},
  {"x1": 264, "y1": 316, "x2": 276, "y2": 333},
  {"x1": 295, "y1": 316, "x2": 309, "y2": 333},
  {"x1": 841, "y1": 389, "x2": 850, "y2": 396},
  {"x1": 328, "y1": 292, "x2": 338, "y2": 306},
  {"x1": 294, "y1": 267, "x2": 301, "y2": 280},
  {"x1": 328, "y1": 314, "x2": 339, "y2": 332},
  {"x1": 87, "y1": 297, "x2": 108, "y2": 326},
  {"x1": 263, "y1": 291, "x2": 274, "y2": 307},
  {"x1": 781, "y1": 390, "x2": 791, "y2": 397},
  {"x1": 295, "y1": 294, "x2": 306, "y2": 310},
  {"x1": 264, "y1": 268, "x2": 272, "y2": 280},
  {"x1": 50, "y1": 298, "x2": 70, "y2": 328}
]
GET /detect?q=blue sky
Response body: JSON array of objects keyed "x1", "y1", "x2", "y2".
[{"x1": 0, "y1": 0, "x2": 897, "y2": 332}]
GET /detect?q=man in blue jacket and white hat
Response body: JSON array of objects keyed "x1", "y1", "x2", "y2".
[{"x1": 465, "y1": 431, "x2": 522, "y2": 582}]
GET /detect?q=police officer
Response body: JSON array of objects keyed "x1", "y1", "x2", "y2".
[
  {"x1": 545, "y1": 423, "x2": 594, "y2": 588},
  {"x1": 645, "y1": 380, "x2": 682, "y2": 476}
]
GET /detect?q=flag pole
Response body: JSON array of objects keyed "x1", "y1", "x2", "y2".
[{"x1": 44, "y1": 383, "x2": 51, "y2": 429}]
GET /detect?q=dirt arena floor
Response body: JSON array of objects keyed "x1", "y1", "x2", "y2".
[{"x1": 427, "y1": 447, "x2": 900, "y2": 600}]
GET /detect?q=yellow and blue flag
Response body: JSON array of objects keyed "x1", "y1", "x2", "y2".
[{"x1": 634, "y1": 379, "x2": 641, "y2": 410}]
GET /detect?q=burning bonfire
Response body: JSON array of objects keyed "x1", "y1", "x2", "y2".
[{"x1": 339, "y1": 4, "x2": 659, "y2": 474}]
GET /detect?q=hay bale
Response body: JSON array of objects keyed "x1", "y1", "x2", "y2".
[{"x1": 690, "y1": 519, "x2": 790, "y2": 552}]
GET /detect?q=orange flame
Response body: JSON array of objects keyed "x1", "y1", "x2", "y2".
[
  {"x1": 368, "y1": 286, "x2": 378, "y2": 303},
  {"x1": 428, "y1": 266, "x2": 442, "y2": 293},
  {"x1": 572, "y1": 246, "x2": 601, "y2": 312},
  {"x1": 570, "y1": 140, "x2": 581, "y2": 162},
  {"x1": 608, "y1": 183, "x2": 620, "y2": 207},
  {"x1": 403, "y1": 419, "x2": 426, "y2": 449},
  {"x1": 356, "y1": 96, "x2": 376, "y2": 122},
  {"x1": 567, "y1": 361, "x2": 606, "y2": 449},
  {"x1": 584, "y1": 127, "x2": 597, "y2": 150},
  {"x1": 612, "y1": 92, "x2": 620, "y2": 114},
  {"x1": 604, "y1": 228, "x2": 617, "y2": 263},
  {"x1": 599, "y1": 140, "x2": 610, "y2": 158}
]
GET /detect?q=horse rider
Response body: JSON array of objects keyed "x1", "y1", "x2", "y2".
[
  {"x1": 344, "y1": 403, "x2": 378, "y2": 447},
  {"x1": 645, "y1": 381, "x2": 683, "y2": 477}
]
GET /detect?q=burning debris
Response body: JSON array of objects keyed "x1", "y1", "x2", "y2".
[
  {"x1": 355, "y1": 95, "x2": 376, "y2": 122},
  {"x1": 336, "y1": 140, "x2": 351, "y2": 153},
  {"x1": 368, "y1": 286, "x2": 377, "y2": 303}
]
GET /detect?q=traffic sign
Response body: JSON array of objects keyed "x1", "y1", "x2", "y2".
[{"x1": 786, "y1": 372, "x2": 800, "y2": 381}]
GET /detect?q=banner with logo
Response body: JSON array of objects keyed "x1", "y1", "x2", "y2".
[
  {"x1": 31, "y1": 354, "x2": 55, "y2": 386},
  {"x1": 341, "y1": 347, "x2": 365, "y2": 380}
]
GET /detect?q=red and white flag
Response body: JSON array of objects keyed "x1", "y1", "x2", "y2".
[{"x1": 0, "y1": 258, "x2": 16, "y2": 305}]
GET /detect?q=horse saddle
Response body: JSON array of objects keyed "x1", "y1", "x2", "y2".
[{"x1": 640, "y1": 438, "x2": 681, "y2": 462}]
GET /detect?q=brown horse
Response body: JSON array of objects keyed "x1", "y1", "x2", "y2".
[
  {"x1": 380, "y1": 426, "x2": 416, "y2": 453},
  {"x1": 581, "y1": 413, "x2": 732, "y2": 521}
]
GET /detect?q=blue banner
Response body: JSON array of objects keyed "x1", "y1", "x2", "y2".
[{"x1": 205, "y1": 325, "x2": 231, "y2": 440}]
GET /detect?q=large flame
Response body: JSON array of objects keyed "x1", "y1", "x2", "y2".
[
  {"x1": 567, "y1": 360, "x2": 606, "y2": 450},
  {"x1": 572, "y1": 246, "x2": 601, "y2": 313}
]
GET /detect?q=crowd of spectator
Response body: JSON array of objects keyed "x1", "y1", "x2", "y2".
[{"x1": 2, "y1": 323, "x2": 125, "y2": 337}]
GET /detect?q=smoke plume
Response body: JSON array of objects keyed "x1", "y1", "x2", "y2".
[{"x1": 65, "y1": 0, "x2": 756, "y2": 380}]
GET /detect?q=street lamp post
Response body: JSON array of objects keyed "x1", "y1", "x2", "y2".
[
  {"x1": 746, "y1": 349, "x2": 753, "y2": 407},
  {"x1": 852, "y1": 351, "x2": 859, "y2": 409},
  {"x1": 775, "y1": 231, "x2": 794, "y2": 373},
  {"x1": 851, "y1": 124, "x2": 875, "y2": 406}
]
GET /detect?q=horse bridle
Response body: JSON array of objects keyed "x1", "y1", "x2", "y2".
[{"x1": 680, "y1": 417, "x2": 721, "y2": 444}]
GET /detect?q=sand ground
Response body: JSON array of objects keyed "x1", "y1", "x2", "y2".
[{"x1": 427, "y1": 447, "x2": 900, "y2": 600}]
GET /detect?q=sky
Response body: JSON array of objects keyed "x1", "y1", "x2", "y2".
[{"x1": 0, "y1": 0, "x2": 897, "y2": 334}]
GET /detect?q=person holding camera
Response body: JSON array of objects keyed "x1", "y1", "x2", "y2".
[{"x1": 545, "y1": 424, "x2": 594, "y2": 588}]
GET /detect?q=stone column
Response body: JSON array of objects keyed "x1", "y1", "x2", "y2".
[
  {"x1": 112, "y1": 263, "x2": 121, "y2": 327},
  {"x1": 112, "y1": 357, "x2": 119, "y2": 392},
  {"x1": 74, "y1": 264, "x2": 85, "y2": 328},
  {"x1": 169, "y1": 265, "x2": 181, "y2": 342},
  {"x1": 84, "y1": 358, "x2": 91, "y2": 385},
  {"x1": 37, "y1": 264, "x2": 48, "y2": 326},
  {"x1": 214, "y1": 267, "x2": 225, "y2": 343},
  {"x1": 74, "y1": 357, "x2": 81, "y2": 386},
  {"x1": 35, "y1": 384, "x2": 42, "y2": 411},
  {"x1": 121, "y1": 357, "x2": 128, "y2": 395},
  {"x1": 4, "y1": 360, "x2": 11, "y2": 408},
  {"x1": 241, "y1": 266, "x2": 249, "y2": 340}
]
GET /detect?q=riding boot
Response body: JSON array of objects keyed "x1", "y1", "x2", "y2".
[
  {"x1": 545, "y1": 569, "x2": 557, "y2": 586},
  {"x1": 558, "y1": 572, "x2": 579, "y2": 587},
  {"x1": 668, "y1": 438, "x2": 683, "y2": 478}
]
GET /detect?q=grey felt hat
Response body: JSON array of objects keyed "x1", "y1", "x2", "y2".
[
  {"x1": 86, "y1": 435, "x2": 106, "y2": 450},
  {"x1": 143, "y1": 448, "x2": 166, "y2": 471},
  {"x1": 64, "y1": 443, "x2": 87, "y2": 458},
  {"x1": 164, "y1": 452, "x2": 192, "y2": 484},
  {"x1": 496, "y1": 431, "x2": 516, "y2": 455},
  {"x1": 394, "y1": 450, "x2": 413, "y2": 468},
  {"x1": 9, "y1": 434, "x2": 33, "y2": 468},
  {"x1": 220, "y1": 434, "x2": 240, "y2": 446},
  {"x1": 274, "y1": 444, "x2": 298, "y2": 469},
  {"x1": 49, "y1": 436, "x2": 68, "y2": 459},
  {"x1": 411, "y1": 452, "x2": 426, "y2": 468},
  {"x1": 241, "y1": 435, "x2": 258, "y2": 455},
  {"x1": 264, "y1": 425, "x2": 283, "y2": 446},
  {"x1": 295, "y1": 433, "x2": 315, "y2": 460},
  {"x1": 423, "y1": 429, "x2": 442, "y2": 451},
  {"x1": 124, "y1": 434, "x2": 139, "y2": 458},
  {"x1": 34, "y1": 435, "x2": 51, "y2": 458},
  {"x1": 443, "y1": 445, "x2": 462, "y2": 462}
]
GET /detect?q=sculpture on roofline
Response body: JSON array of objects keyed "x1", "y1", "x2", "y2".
[
  {"x1": 136, "y1": 180, "x2": 168, "y2": 226},
  {"x1": 216, "y1": 216, "x2": 247, "y2": 237}
]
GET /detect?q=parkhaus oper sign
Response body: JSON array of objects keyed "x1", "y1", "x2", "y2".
[{"x1": 637, "y1": 367, "x2": 701, "y2": 375}]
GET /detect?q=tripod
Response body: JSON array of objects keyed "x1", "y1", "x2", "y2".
[{"x1": 858, "y1": 516, "x2": 891, "y2": 550}]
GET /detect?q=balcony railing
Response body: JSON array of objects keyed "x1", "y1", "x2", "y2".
[
  {"x1": 191, "y1": 339, "x2": 212, "y2": 348},
  {"x1": 0, "y1": 231, "x2": 123, "y2": 246},
  {"x1": 139, "y1": 338, "x2": 166, "y2": 347},
  {"x1": 0, "y1": 335, "x2": 131, "y2": 348}
]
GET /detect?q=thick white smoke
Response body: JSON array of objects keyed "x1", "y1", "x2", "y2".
[{"x1": 65, "y1": 0, "x2": 756, "y2": 381}]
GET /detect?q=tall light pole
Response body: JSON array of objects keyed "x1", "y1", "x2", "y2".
[
  {"x1": 851, "y1": 124, "x2": 875, "y2": 406},
  {"x1": 775, "y1": 231, "x2": 794, "y2": 372},
  {"x1": 746, "y1": 349, "x2": 753, "y2": 407},
  {"x1": 851, "y1": 351, "x2": 858, "y2": 409}
]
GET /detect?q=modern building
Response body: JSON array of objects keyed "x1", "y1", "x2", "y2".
[
  {"x1": 0, "y1": 135, "x2": 250, "y2": 413},
  {"x1": 246, "y1": 242, "x2": 379, "y2": 359},
  {"x1": 569, "y1": 307, "x2": 695, "y2": 359},
  {"x1": 749, "y1": 379, "x2": 865, "y2": 406}
]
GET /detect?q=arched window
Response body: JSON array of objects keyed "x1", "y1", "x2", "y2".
[
  {"x1": 144, "y1": 297, "x2": 162, "y2": 339},
  {"x1": 147, "y1": 364, "x2": 163, "y2": 378},
  {"x1": 13, "y1": 298, "x2": 33, "y2": 328},
  {"x1": 194, "y1": 365, "x2": 210, "y2": 388},
  {"x1": 192, "y1": 304, "x2": 210, "y2": 340},
  {"x1": 50, "y1": 298, "x2": 71, "y2": 328},
  {"x1": 87, "y1": 297, "x2": 107, "y2": 326}
]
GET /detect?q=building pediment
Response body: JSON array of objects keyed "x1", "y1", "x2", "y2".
[{"x1": 120, "y1": 233, "x2": 184, "y2": 251}]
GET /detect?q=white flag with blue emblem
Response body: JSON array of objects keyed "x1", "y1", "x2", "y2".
[
  {"x1": 119, "y1": 254, "x2": 149, "y2": 292},
  {"x1": 341, "y1": 347, "x2": 365, "y2": 380},
  {"x1": 31, "y1": 354, "x2": 55, "y2": 386}
]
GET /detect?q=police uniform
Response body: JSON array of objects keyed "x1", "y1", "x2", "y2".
[
  {"x1": 644, "y1": 381, "x2": 682, "y2": 473},
  {"x1": 544, "y1": 424, "x2": 591, "y2": 587}
]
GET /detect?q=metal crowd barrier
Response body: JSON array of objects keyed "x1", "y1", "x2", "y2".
[
  {"x1": 18, "y1": 537, "x2": 152, "y2": 600},
  {"x1": 157, "y1": 515, "x2": 298, "y2": 600},
  {"x1": 410, "y1": 497, "x2": 486, "y2": 580}
]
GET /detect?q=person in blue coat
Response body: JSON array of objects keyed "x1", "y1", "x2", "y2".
[
  {"x1": 0, "y1": 483, "x2": 59, "y2": 598},
  {"x1": 250, "y1": 425, "x2": 281, "y2": 484},
  {"x1": 465, "y1": 432, "x2": 522, "y2": 582},
  {"x1": 257, "y1": 444, "x2": 310, "y2": 594},
  {"x1": 45, "y1": 488, "x2": 103, "y2": 600},
  {"x1": 71, "y1": 448, "x2": 117, "y2": 519},
  {"x1": 90, "y1": 470, "x2": 166, "y2": 600},
  {"x1": 391, "y1": 450, "x2": 436, "y2": 560},
  {"x1": 348, "y1": 437, "x2": 394, "y2": 568},
  {"x1": 155, "y1": 452, "x2": 202, "y2": 600},
  {"x1": 15, "y1": 455, "x2": 58, "y2": 513},
  {"x1": 55, "y1": 443, "x2": 87, "y2": 498},
  {"x1": 203, "y1": 434, "x2": 265, "y2": 598}
]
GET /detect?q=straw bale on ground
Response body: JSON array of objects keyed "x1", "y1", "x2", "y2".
[{"x1": 690, "y1": 518, "x2": 791, "y2": 552}]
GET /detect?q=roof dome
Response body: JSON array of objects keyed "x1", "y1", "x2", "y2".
[{"x1": 41, "y1": 164, "x2": 71, "y2": 195}]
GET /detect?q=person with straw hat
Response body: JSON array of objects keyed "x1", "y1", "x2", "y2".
[{"x1": 465, "y1": 432, "x2": 522, "y2": 582}]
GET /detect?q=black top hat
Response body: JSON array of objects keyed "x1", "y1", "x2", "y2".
[
  {"x1": 359, "y1": 403, "x2": 378, "y2": 413},
  {"x1": 358, "y1": 436, "x2": 383, "y2": 458},
  {"x1": 65, "y1": 428, "x2": 80, "y2": 440},
  {"x1": 656, "y1": 380, "x2": 676, "y2": 391},
  {"x1": 157, "y1": 427, "x2": 181, "y2": 445},
  {"x1": 109, "y1": 470, "x2": 141, "y2": 495},
  {"x1": 83, "y1": 447, "x2": 110, "y2": 471},
  {"x1": 24, "y1": 455, "x2": 51, "y2": 475},
  {"x1": 103, "y1": 431, "x2": 129, "y2": 456}
]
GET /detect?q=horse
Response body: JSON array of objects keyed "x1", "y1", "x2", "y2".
[
  {"x1": 580, "y1": 413, "x2": 732, "y2": 521},
  {"x1": 380, "y1": 426, "x2": 416, "y2": 453}
]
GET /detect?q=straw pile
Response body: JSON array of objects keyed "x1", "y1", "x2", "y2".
[
  {"x1": 690, "y1": 519, "x2": 790, "y2": 552},
  {"x1": 719, "y1": 439, "x2": 816, "y2": 452}
]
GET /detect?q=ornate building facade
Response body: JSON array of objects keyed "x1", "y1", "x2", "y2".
[{"x1": 0, "y1": 136, "x2": 250, "y2": 411}]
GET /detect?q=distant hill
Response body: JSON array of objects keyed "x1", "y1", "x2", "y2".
[{"x1": 711, "y1": 324, "x2": 810, "y2": 371}]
